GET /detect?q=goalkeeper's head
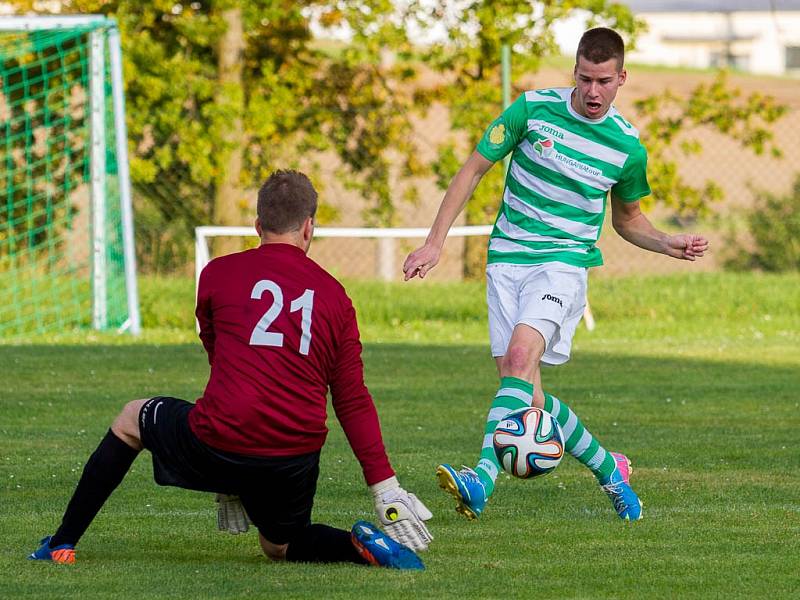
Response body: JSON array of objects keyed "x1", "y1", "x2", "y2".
[{"x1": 256, "y1": 170, "x2": 318, "y2": 251}]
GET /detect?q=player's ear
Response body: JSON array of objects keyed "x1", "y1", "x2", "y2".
[
  {"x1": 302, "y1": 216, "x2": 314, "y2": 244},
  {"x1": 618, "y1": 67, "x2": 627, "y2": 87},
  {"x1": 254, "y1": 218, "x2": 262, "y2": 238}
]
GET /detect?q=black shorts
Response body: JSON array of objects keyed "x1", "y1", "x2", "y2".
[{"x1": 139, "y1": 396, "x2": 319, "y2": 544}]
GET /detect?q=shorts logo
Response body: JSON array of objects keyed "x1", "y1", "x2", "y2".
[
  {"x1": 488, "y1": 124, "x2": 506, "y2": 145},
  {"x1": 152, "y1": 400, "x2": 163, "y2": 424},
  {"x1": 140, "y1": 398, "x2": 163, "y2": 428},
  {"x1": 140, "y1": 400, "x2": 150, "y2": 429},
  {"x1": 541, "y1": 293, "x2": 563, "y2": 308}
]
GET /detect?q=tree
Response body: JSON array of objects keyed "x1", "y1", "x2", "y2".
[
  {"x1": 723, "y1": 174, "x2": 800, "y2": 272},
  {"x1": 9, "y1": 0, "x2": 426, "y2": 271},
  {"x1": 8, "y1": 1, "x2": 788, "y2": 276},
  {"x1": 634, "y1": 72, "x2": 786, "y2": 218},
  {"x1": 214, "y1": 5, "x2": 246, "y2": 257}
]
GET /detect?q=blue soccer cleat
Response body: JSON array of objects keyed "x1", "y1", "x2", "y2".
[
  {"x1": 599, "y1": 452, "x2": 643, "y2": 521},
  {"x1": 436, "y1": 464, "x2": 487, "y2": 520},
  {"x1": 351, "y1": 521, "x2": 424, "y2": 570},
  {"x1": 28, "y1": 536, "x2": 76, "y2": 564}
]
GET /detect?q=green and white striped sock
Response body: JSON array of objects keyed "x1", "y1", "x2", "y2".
[
  {"x1": 543, "y1": 392, "x2": 616, "y2": 481},
  {"x1": 475, "y1": 376, "x2": 533, "y2": 496}
]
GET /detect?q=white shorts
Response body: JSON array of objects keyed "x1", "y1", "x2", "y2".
[{"x1": 486, "y1": 262, "x2": 588, "y2": 365}]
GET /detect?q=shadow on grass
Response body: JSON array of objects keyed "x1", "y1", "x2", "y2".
[
  {"x1": 3, "y1": 342, "x2": 795, "y2": 471},
  {"x1": 2, "y1": 341, "x2": 796, "y2": 419},
  {"x1": 2, "y1": 344, "x2": 798, "y2": 598}
]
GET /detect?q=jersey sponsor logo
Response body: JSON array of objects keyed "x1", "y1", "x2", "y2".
[
  {"x1": 538, "y1": 124, "x2": 564, "y2": 139},
  {"x1": 541, "y1": 293, "x2": 563, "y2": 308},
  {"x1": 533, "y1": 137, "x2": 555, "y2": 158},
  {"x1": 489, "y1": 123, "x2": 506, "y2": 145},
  {"x1": 533, "y1": 136, "x2": 603, "y2": 178}
]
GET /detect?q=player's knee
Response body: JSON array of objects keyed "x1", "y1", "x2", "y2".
[
  {"x1": 110, "y1": 399, "x2": 147, "y2": 450},
  {"x1": 259, "y1": 534, "x2": 287, "y2": 561},
  {"x1": 502, "y1": 344, "x2": 539, "y2": 377}
]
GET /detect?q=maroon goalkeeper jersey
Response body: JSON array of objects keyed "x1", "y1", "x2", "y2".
[{"x1": 189, "y1": 242, "x2": 394, "y2": 485}]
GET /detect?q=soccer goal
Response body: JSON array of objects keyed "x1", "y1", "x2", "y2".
[
  {"x1": 0, "y1": 15, "x2": 140, "y2": 339},
  {"x1": 195, "y1": 225, "x2": 595, "y2": 330}
]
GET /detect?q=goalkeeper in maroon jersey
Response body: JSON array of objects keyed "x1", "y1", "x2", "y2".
[{"x1": 29, "y1": 170, "x2": 432, "y2": 570}]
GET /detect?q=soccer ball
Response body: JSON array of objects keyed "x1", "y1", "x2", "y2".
[{"x1": 493, "y1": 407, "x2": 564, "y2": 479}]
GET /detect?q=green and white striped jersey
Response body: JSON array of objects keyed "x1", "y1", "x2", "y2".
[{"x1": 476, "y1": 87, "x2": 651, "y2": 268}]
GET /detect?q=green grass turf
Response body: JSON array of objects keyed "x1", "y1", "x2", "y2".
[{"x1": 1, "y1": 272, "x2": 799, "y2": 598}]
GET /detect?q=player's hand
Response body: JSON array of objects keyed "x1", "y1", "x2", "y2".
[
  {"x1": 666, "y1": 234, "x2": 709, "y2": 261},
  {"x1": 215, "y1": 493, "x2": 250, "y2": 535},
  {"x1": 403, "y1": 243, "x2": 441, "y2": 280},
  {"x1": 370, "y1": 477, "x2": 433, "y2": 551}
]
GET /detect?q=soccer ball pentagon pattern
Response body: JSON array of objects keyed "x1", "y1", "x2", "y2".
[{"x1": 493, "y1": 407, "x2": 565, "y2": 479}]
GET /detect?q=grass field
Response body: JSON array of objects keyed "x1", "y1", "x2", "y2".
[{"x1": 2, "y1": 272, "x2": 799, "y2": 599}]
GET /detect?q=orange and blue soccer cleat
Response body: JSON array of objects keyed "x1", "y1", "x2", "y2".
[
  {"x1": 599, "y1": 452, "x2": 643, "y2": 521},
  {"x1": 351, "y1": 521, "x2": 424, "y2": 570},
  {"x1": 28, "y1": 536, "x2": 76, "y2": 564}
]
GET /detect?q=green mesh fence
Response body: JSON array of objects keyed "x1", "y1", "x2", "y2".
[{"x1": 0, "y1": 21, "x2": 132, "y2": 338}]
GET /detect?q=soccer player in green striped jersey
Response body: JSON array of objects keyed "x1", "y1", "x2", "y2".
[{"x1": 403, "y1": 27, "x2": 708, "y2": 522}]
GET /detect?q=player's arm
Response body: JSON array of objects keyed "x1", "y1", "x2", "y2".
[
  {"x1": 329, "y1": 304, "x2": 396, "y2": 485},
  {"x1": 329, "y1": 301, "x2": 433, "y2": 551},
  {"x1": 402, "y1": 151, "x2": 494, "y2": 280},
  {"x1": 195, "y1": 265, "x2": 216, "y2": 364},
  {"x1": 403, "y1": 92, "x2": 529, "y2": 280},
  {"x1": 610, "y1": 193, "x2": 709, "y2": 261}
]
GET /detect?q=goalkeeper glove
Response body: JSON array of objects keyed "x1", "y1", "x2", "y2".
[
  {"x1": 370, "y1": 476, "x2": 433, "y2": 552},
  {"x1": 215, "y1": 494, "x2": 250, "y2": 535}
]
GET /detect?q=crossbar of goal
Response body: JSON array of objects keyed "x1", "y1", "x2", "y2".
[
  {"x1": 195, "y1": 225, "x2": 594, "y2": 331},
  {"x1": 195, "y1": 224, "x2": 493, "y2": 285}
]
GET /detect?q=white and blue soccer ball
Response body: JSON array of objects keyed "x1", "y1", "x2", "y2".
[{"x1": 493, "y1": 407, "x2": 565, "y2": 479}]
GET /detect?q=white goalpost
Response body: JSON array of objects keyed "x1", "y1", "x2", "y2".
[
  {"x1": 0, "y1": 15, "x2": 140, "y2": 337},
  {"x1": 195, "y1": 224, "x2": 491, "y2": 287}
]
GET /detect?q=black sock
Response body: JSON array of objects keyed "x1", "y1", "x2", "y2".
[
  {"x1": 49, "y1": 429, "x2": 140, "y2": 547},
  {"x1": 285, "y1": 523, "x2": 367, "y2": 564}
]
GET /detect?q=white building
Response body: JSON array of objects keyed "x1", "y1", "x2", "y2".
[{"x1": 624, "y1": 0, "x2": 800, "y2": 75}]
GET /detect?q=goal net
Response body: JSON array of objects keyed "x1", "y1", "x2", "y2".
[{"x1": 0, "y1": 15, "x2": 139, "y2": 339}]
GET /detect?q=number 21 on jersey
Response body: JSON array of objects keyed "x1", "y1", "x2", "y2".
[{"x1": 249, "y1": 279, "x2": 314, "y2": 355}]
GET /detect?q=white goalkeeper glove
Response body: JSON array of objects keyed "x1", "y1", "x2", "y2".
[
  {"x1": 370, "y1": 476, "x2": 433, "y2": 552},
  {"x1": 215, "y1": 494, "x2": 250, "y2": 535}
]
